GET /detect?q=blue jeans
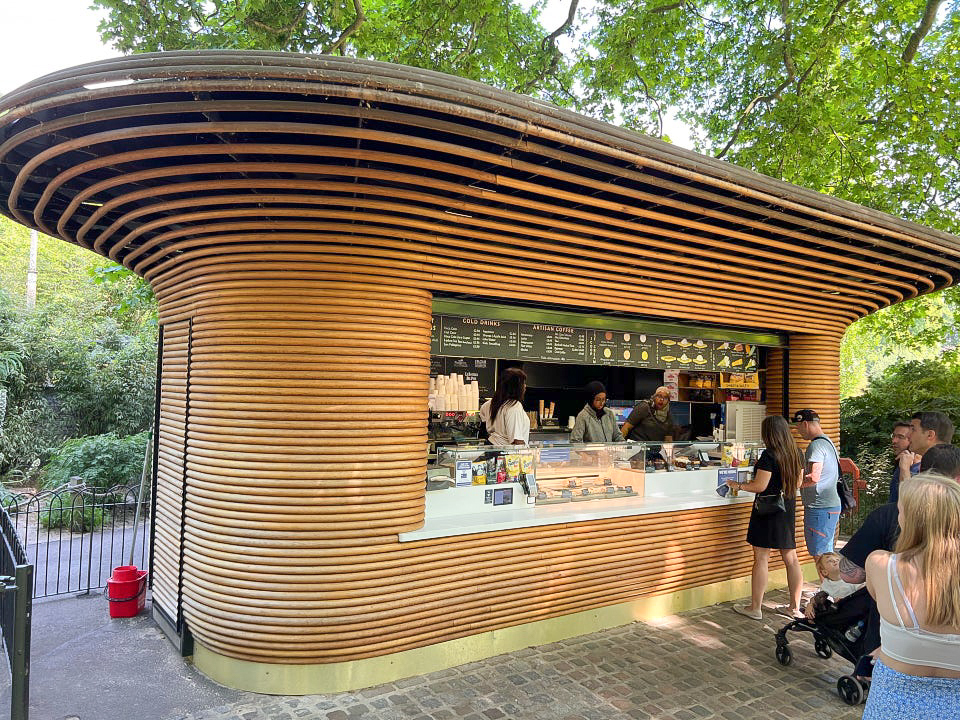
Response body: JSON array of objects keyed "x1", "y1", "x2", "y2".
[{"x1": 803, "y1": 505, "x2": 841, "y2": 556}]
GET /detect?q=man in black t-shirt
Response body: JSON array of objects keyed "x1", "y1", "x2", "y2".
[
  {"x1": 803, "y1": 503, "x2": 899, "y2": 658},
  {"x1": 838, "y1": 503, "x2": 900, "y2": 580},
  {"x1": 840, "y1": 504, "x2": 899, "y2": 656}
]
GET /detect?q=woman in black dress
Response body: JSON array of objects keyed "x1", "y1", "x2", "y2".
[{"x1": 725, "y1": 414, "x2": 804, "y2": 621}]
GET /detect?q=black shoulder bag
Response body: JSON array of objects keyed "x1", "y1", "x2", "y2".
[
  {"x1": 814, "y1": 435, "x2": 856, "y2": 515},
  {"x1": 754, "y1": 493, "x2": 786, "y2": 516}
]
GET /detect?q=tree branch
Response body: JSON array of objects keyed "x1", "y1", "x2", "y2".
[
  {"x1": 452, "y1": 15, "x2": 488, "y2": 66},
  {"x1": 716, "y1": 73, "x2": 793, "y2": 159},
  {"x1": 902, "y1": 0, "x2": 944, "y2": 65},
  {"x1": 248, "y1": 1, "x2": 310, "y2": 45},
  {"x1": 779, "y1": 0, "x2": 796, "y2": 78},
  {"x1": 324, "y1": 0, "x2": 366, "y2": 55},
  {"x1": 650, "y1": 2, "x2": 685, "y2": 13},
  {"x1": 636, "y1": 75, "x2": 664, "y2": 137},
  {"x1": 541, "y1": 0, "x2": 580, "y2": 51}
]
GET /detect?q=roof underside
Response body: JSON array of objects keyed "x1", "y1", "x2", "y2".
[{"x1": 1, "y1": 51, "x2": 959, "y2": 335}]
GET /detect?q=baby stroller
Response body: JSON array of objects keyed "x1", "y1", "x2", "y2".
[{"x1": 774, "y1": 587, "x2": 874, "y2": 705}]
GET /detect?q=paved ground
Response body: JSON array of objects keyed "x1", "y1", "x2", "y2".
[{"x1": 13, "y1": 586, "x2": 865, "y2": 720}]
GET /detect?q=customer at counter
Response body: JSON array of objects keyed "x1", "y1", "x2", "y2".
[
  {"x1": 621, "y1": 386, "x2": 681, "y2": 442},
  {"x1": 479, "y1": 367, "x2": 530, "y2": 446},
  {"x1": 570, "y1": 381, "x2": 625, "y2": 443}
]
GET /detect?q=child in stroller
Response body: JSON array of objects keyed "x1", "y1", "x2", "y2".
[{"x1": 775, "y1": 586, "x2": 875, "y2": 705}]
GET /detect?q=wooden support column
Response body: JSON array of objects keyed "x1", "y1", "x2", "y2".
[
  {"x1": 765, "y1": 348, "x2": 785, "y2": 418},
  {"x1": 786, "y1": 333, "x2": 842, "y2": 444}
]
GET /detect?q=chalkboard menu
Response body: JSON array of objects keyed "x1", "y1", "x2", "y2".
[
  {"x1": 713, "y1": 341, "x2": 759, "y2": 372},
  {"x1": 439, "y1": 316, "x2": 517, "y2": 356},
  {"x1": 518, "y1": 323, "x2": 589, "y2": 363},
  {"x1": 430, "y1": 316, "x2": 440, "y2": 355},
  {"x1": 593, "y1": 330, "x2": 656, "y2": 367},
  {"x1": 441, "y1": 357, "x2": 496, "y2": 396},
  {"x1": 430, "y1": 314, "x2": 763, "y2": 373},
  {"x1": 657, "y1": 337, "x2": 714, "y2": 370}
]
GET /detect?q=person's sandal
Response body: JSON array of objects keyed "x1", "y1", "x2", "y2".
[
  {"x1": 775, "y1": 604, "x2": 805, "y2": 620},
  {"x1": 733, "y1": 603, "x2": 762, "y2": 620}
]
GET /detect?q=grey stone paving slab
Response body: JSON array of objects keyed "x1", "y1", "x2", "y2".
[
  {"x1": 12, "y1": 584, "x2": 867, "y2": 719},
  {"x1": 170, "y1": 588, "x2": 864, "y2": 720}
]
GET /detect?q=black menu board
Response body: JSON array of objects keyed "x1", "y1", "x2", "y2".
[
  {"x1": 594, "y1": 330, "x2": 655, "y2": 367},
  {"x1": 430, "y1": 316, "x2": 441, "y2": 355},
  {"x1": 713, "y1": 340, "x2": 759, "y2": 372},
  {"x1": 439, "y1": 316, "x2": 518, "y2": 358},
  {"x1": 444, "y1": 357, "x2": 496, "y2": 396},
  {"x1": 518, "y1": 323, "x2": 589, "y2": 363},
  {"x1": 431, "y1": 313, "x2": 764, "y2": 373},
  {"x1": 429, "y1": 356, "x2": 445, "y2": 376}
]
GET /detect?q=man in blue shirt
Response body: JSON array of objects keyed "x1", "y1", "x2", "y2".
[{"x1": 889, "y1": 421, "x2": 918, "y2": 504}]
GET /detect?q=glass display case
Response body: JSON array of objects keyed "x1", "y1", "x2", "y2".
[{"x1": 431, "y1": 440, "x2": 763, "y2": 505}]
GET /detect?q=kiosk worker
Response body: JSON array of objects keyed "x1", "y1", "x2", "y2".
[
  {"x1": 570, "y1": 381, "x2": 625, "y2": 443},
  {"x1": 622, "y1": 386, "x2": 680, "y2": 441},
  {"x1": 479, "y1": 367, "x2": 530, "y2": 445}
]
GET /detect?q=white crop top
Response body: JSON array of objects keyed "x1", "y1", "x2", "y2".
[{"x1": 879, "y1": 554, "x2": 960, "y2": 671}]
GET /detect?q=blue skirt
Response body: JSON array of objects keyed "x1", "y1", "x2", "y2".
[{"x1": 863, "y1": 660, "x2": 960, "y2": 719}]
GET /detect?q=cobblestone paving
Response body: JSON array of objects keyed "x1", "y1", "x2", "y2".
[{"x1": 172, "y1": 591, "x2": 864, "y2": 720}]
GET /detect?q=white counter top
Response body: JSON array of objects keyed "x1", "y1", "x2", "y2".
[{"x1": 400, "y1": 467, "x2": 756, "y2": 542}]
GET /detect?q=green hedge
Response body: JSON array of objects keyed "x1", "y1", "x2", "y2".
[{"x1": 42, "y1": 431, "x2": 149, "y2": 490}]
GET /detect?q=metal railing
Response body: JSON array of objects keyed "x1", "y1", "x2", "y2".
[
  {"x1": 1, "y1": 503, "x2": 32, "y2": 720},
  {"x1": 1, "y1": 482, "x2": 149, "y2": 599}
]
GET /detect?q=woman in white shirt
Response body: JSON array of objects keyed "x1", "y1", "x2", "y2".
[
  {"x1": 862, "y1": 472, "x2": 960, "y2": 718},
  {"x1": 479, "y1": 367, "x2": 529, "y2": 445}
]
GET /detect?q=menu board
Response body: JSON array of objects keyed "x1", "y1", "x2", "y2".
[
  {"x1": 443, "y1": 357, "x2": 496, "y2": 396},
  {"x1": 431, "y1": 314, "x2": 765, "y2": 372},
  {"x1": 430, "y1": 316, "x2": 441, "y2": 355},
  {"x1": 593, "y1": 330, "x2": 655, "y2": 367},
  {"x1": 657, "y1": 337, "x2": 713, "y2": 370},
  {"x1": 518, "y1": 323, "x2": 589, "y2": 363},
  {"x1": 714, "y1": 341, "x2": 759, "y2": 372},
  {"x1": 439, "y1": 316, "x2": 517, "y2": 357}
]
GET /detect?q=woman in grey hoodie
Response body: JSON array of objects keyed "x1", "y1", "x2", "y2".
[{"x1": 570, "y1": 381, "x2": 624, "y2": 443}]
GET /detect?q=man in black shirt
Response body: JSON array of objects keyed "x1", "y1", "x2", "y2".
[{"x1": 802, "y1": 502, "x2": 899, "y2": 661}]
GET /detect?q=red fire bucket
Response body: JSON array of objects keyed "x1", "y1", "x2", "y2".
[{"x1": 107, "y1": 565, "x2": 148, "y2": 618}]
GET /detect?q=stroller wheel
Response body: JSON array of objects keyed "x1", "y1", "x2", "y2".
[
  {"x1": 775, "y1": 643, "x2": 793, "y2": 666},
  {"x1": 814, "y1": 637, "x2": 832, "y2": 659},
  {"x1": 837, "y1": 675, "x2": 863, "y2": 706}
]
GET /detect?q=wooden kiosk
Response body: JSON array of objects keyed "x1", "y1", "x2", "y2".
[{"x1": 1, "y1": 52, "x2": 958, "y2": 693}]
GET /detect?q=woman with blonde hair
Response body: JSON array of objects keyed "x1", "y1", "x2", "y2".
[
  {"x1": 727, "y1": 414, "x2": 804, "y2": 620},
  {"x1": 863, "y1": 472, "x2": 960, "y2": 718}
]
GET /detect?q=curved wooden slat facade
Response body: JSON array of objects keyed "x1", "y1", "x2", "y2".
[{"x1": 2, "y1": 52, "x2": 958, "y2": 690}]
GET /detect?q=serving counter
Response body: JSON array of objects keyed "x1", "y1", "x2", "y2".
[{"x1": 405, "y1": 441, "x2": 759, "y2": 541}]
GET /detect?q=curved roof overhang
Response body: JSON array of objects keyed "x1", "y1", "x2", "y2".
[{"x1": 1, "y1": 51, "x2": 958, "y2": 336}]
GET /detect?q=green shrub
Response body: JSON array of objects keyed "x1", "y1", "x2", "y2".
[
  {"x1": 840, "y1": 353, "x2": 960, "y2": 456},
  {"x1": 40, "y1": 493, "x2": 106, "y2": 531},
  {"x1": 42, "y1": 431, "x2": 149, "y2": 490}
]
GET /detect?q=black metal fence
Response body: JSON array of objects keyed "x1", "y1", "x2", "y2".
[
  {"x1": 1, "y1": 503, "x2": 32, "y2": 720},
  {"x1": 1, "y1": 483, "x2": 150, "y2": 599}
]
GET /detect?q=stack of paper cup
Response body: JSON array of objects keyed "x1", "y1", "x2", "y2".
[{"x1": 428, "y1": 373, "x2": 481, "y2": 412}]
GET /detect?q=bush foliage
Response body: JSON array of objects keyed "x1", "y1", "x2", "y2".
[
  {"x1": 839, "y1": 353, "x2": 960, "y2": 457},
  {"x1": 839, "y1": 354, "x2": 960, "y2": 512},
  {"x1": 40, "y1": 494, "x2": 107, "y2": 532},
  {"x1": 41, "y1": 431, "x2": 150, "y2": 491}
]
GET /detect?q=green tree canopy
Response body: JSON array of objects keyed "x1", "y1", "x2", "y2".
[{"x1": 92, "y1": 0, "x2": 960, "y2": 353}]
